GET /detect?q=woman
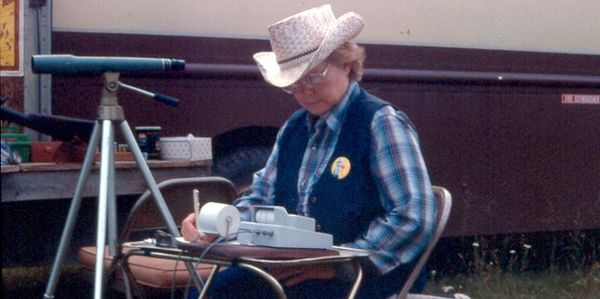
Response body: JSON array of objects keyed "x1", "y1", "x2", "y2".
[{"x1": 182, "y1": 4, "x2": 436, "y2": 298}]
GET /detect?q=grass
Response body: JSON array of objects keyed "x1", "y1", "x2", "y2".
[
  {"x1": 421, "y1": 229, "x2": 600, "y2": 299},
  {"x1": 3, "y1": 229, "x2": 599, "y2": 298},
  {"x1": 3, "y1": 264, "x2": 599, "y2": 298},
  {"x1": 2, "y1": 265, "x2": 126, "y2": 299},
  {"x1": 423, "y1": 265, "x2": 600, "y2": 299}
]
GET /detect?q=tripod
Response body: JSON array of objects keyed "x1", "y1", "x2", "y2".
[{"x1": 43, "y1": 73, "x2": 203, "y2": 298}]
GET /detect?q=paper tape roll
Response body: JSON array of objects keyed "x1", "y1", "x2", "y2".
[
  {"x1": 197, "y1": 202, "x2": 241, "y2": 237},
  {"x1": 255, "y1": 209, "x2": 275, "y2": 224}
]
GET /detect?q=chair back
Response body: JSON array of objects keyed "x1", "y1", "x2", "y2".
[
  {"x1": 78, "y1": 176, "x2": 237, "y2": 294},
  {"x1": 394, "y1": 186, "x2": 452, "y2": 299},
  {"x1": 120, "y1": 176, "x2": 237, "y2": 243}
]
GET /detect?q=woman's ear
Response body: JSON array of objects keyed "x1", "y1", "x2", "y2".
[{"x1": 343, "y1": 63, "x2": 351, "y2": 75}]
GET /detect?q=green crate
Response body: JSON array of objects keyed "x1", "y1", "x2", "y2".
[
  {"x1": 1, "y1": 125, "x2": 20, "y2": 134},
  {"x1": 7, "y1": 141, "x2": 31, "y2": 162},
  {"x1": 1, "y1": 133, "x2": 30, "y2": 142},
  {"x1": 2, "y1": 133, "x2": 31, "y2": 162}
]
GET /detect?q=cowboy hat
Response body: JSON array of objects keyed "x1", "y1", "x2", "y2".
[{"x1": 253, "y1": 4, "x2": 364, "y2": 88}]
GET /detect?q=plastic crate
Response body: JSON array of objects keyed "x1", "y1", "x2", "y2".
[
  {"x1": 1, "y1": 133, "x2": 31, "y2": 162},
  {"x1": 1, "y1": 125, "x2": 20, "y2": 134},
  {"x1": 7, "y1": 141, "x2": 31, "y2": 162},
  {"x1": 1, "y1": 133, "x2": 30, "y2": 142},
  {"x1": 30, "y1": 141, "x2": 63, "y2": 162}
]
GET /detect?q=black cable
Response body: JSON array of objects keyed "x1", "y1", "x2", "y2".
[
  {"x1": 171, "y1": 250, "x2": 184, "y2": 299},
  {"x1": 180, "y1": 230, "x2": 257, "y2": 298},
  {"x1": 181, "y1": 235, "x2": 225, "y2": 298}
]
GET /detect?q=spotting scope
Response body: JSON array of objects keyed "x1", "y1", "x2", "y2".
[{"x1": 32, "y1": 54, "x2": 185, "y2": 75}]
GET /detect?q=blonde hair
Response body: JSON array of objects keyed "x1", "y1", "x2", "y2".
[{"x1": 326, "y1": 41, "x2": 366, "y2": 81}]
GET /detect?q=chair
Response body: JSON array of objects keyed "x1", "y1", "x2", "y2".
[
  {"x1": 390, "y1": 186, "x2": 453, "y2": 299},
  {"x1": 78, "y1": 176, "x2": 237, "y2": 298}
]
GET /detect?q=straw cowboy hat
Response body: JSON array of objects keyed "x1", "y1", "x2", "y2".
[{"x1": 253, "y1": 4, "x2": 364, "y2": 88}]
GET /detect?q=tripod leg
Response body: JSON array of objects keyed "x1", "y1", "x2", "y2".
[
  {"x1": 107, "y1": 142, "x2": 118, "y2": 256},
  {"x1": 44, "y1": 123, "x2": 102, "y2": 299},
  {"x1": 119, "y1": 120, "x2": 205, "y2": 290},
  {"x1": 93, "y1": 119, "x2": 116, "y2": 299},
  {"x1": 119, "y1": 121, "x2": 179, "y2": 234}
]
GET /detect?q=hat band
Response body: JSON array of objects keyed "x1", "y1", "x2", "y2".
[{"x1": 277, "y1": 46, "x2": 319, "y2": 64}]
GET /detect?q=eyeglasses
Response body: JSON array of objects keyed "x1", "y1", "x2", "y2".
[{"x1": 282, "y1": 64, "x2": 331, "y2": 94}]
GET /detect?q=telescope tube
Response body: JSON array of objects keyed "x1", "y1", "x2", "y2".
[{"x1": 32, "y1": 54, "x2": 185, "y2": 75}]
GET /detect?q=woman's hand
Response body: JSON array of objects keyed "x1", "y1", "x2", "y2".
[
  {"x1": 269, "y1": 264, "x2": 337, "y2": 286},
  {"x1": 181, "y1": 212, "x2": 216, "y2": 243}
]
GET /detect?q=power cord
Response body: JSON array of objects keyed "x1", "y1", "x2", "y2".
[
  {"x1": 180, "y1": 230, "x2": 257, "y2": 298},
  {"x1": 170, "y1": 250, "x2": 184, "y2": 299}
]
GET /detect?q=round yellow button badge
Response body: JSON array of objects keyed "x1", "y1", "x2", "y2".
[{"x1": 330, "y1": 156, "x2": 351, "y2": 180}]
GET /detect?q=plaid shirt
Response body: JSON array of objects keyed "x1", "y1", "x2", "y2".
[{"x1": 235, "y1": 82, "x2": 436, "y2": 274}]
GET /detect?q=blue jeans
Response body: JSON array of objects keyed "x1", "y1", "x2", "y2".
[{"x1": 187, "y1": 263, "x2": 426, "y2": 299}]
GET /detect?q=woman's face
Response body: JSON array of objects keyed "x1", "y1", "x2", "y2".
[{"x1": 289, "y1": 62, "x2": 350, "y2": 116}]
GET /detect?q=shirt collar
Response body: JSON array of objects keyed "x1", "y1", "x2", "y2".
[{"x1": 306, "y1": 81, "x2": 359, "y2": 132}]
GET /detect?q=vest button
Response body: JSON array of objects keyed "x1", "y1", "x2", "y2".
[
  {"x1": 315, "y1": 224, "x2": 322, "y2": 231},
  {"x1": 310, "y1": 197, "x2": 318, "y2": 203}
]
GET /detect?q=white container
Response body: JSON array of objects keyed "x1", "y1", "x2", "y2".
[{"x1": 159, "y1": 134, "x2": 212, "y2": 161}]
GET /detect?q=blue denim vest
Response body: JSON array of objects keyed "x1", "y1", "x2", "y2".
[{"x1": 274, "y1": 87, "x2": 387, "y2": 244}]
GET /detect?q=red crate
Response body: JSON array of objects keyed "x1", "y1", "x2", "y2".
[{"x1": 30, "y1": 141, "x2": 63, "y2": 162}]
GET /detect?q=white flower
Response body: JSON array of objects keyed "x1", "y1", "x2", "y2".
[
  {"x1": 472, "y1": 242, "x2": 480, "y2": 247},
  {"x1": 523, "y1": 244, "x2": 532, "y2": 249},
  {"x1": 442, "y1": 286, "x2": 455, "y2": 292},
  {"x1": 510, "y1": 249, "x2": 516, "y2": 254}
]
